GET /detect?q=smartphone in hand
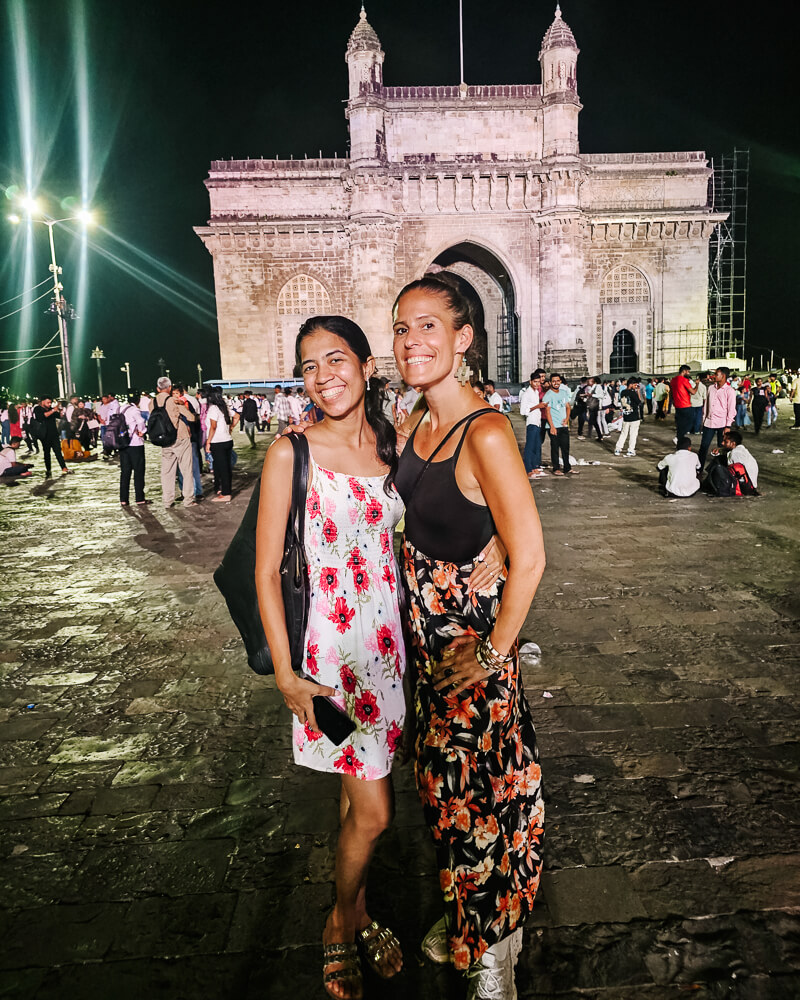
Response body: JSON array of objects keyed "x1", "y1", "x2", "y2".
[{"x1": 312, "y1": 695, "x2": 356, "y2": 746}]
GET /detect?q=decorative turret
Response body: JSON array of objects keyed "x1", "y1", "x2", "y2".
[
  {"x1": 538, "y1": 5, "x2": 581, "y2": 159},
  {"x1": 346, "y1": 7, "x2": 384, "y2": 100},
  {"x1": 345, "y1": 7, "x2": 387, "y2": 165}
]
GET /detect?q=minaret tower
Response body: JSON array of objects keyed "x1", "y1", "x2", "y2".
[
  {"x1": 345, "y1": 7, "x2": 386, "y2": 165},
  {"x1": 538, "y1": 5, "x2": 581, "y2": 159}
]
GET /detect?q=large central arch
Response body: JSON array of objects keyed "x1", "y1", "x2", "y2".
[{"x1": 429, "y1": 242, "x2": 520, "y2": 383}]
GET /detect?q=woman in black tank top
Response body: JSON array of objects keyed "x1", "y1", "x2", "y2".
[{"x1": 393, "y1": 274, "x2": 547, "y2": 997}]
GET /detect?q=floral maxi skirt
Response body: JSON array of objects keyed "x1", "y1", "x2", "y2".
[{"x1": 401, "y1": 537, "x2": 545, "y2": 971}]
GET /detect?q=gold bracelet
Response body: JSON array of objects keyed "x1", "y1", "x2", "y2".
[
  {"x1": 474, "y1": 643, "x2": 499, "y2": 675},
  {"x1": 484, "y1": 636, "x2": 514, "y2": 664}
]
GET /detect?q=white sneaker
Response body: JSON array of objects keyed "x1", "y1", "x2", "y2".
[
  {"x1": 614, "y1": 450, "x2": 621, "y2": 456},
  {"x1": 673, "y1": 437, "x2": 678, "y2": 444},
  {"x1": 421, "y1": 917, "x2": 450, "y2": 964},
  {"x1": 466, "y1": 933, "x2": 519, "y2": 1000},
  {"x1": 626, "y1": 451, "x2": 636, "y2": 457}
]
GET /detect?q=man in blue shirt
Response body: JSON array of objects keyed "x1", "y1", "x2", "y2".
[{"x1": 542, "y1": 373, "x2": 576, "y2": 476}]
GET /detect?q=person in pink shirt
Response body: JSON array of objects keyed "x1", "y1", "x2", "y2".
[{"x1": 698, "y1": 367, "x2": 737, "y2": 471}]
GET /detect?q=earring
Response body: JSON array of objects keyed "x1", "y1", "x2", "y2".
[{"x1": 455, "y1": 356, "x2": 473, "y2": 386}]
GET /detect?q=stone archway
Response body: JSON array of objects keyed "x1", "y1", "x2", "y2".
[{"x1": 429, "y1": 242, "x2": 519, "y2": 383}]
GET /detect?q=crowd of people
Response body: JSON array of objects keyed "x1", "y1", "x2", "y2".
[
  {"x1": 515, "y1": 365, "x2": 797, "y2": 496},
  {"x1": 1, "y1": 365, "x2": 796, "y2": 505}
]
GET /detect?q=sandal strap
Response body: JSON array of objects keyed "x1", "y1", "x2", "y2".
[
  {"x1": 358, "y1": 921, "x2": 401, "y2": 975},
  {"x1": 323, "y1": 942, "x2": 359, "y2": 961},
  {"x1": 324, "y1": 966, "x2": 360, "y2": 986}
]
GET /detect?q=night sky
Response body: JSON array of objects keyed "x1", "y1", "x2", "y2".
[{"x1": 1, "y1": 0, "x2": 796, "y2": 397}]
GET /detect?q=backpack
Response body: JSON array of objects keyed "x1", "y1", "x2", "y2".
[
  {"x1": 103, "y1": 411, "x2": 132, "y2": 450},
  {"x1": 705, "y1": 458, "x2": 758, "y2": 497},
  {"x1": 729, "y1": 462, "x2": 759, "y2": 496},
  {"x1": 146, "y1": 400, "x2": 178, "y2": 447}
]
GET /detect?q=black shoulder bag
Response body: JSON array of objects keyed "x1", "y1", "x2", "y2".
[{"x1": 213, "y1": 434, "x2": 310, "y2": 675}]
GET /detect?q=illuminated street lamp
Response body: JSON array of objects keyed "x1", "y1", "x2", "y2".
[
  {"x1": 120, "y1": 361, "x2": 131, "y2": 390},
  {"x1": 8, "y1": 199, "x2": 96, "y2": 395},
  {"x1": 91, "y1": 346, "x2": 105, "y2": 396}
]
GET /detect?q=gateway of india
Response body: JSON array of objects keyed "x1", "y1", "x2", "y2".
[{"x1": 195, "y1": 6, "x2": 723, "y2": 383}]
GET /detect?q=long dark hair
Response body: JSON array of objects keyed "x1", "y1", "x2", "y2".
[
  {"x1": 392, "y1": 272, "x2": 474, "y2": 329},
  {"x1": 203, "y1": 385, "x2": 232, "y2": 426},
  {"x1": 296, "y1": 315, "x2": 397, "y2": 494}
]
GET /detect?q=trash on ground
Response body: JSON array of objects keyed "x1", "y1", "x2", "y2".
[{"x1": 542, "y1": 691, "x2": 554, "y2": 699}]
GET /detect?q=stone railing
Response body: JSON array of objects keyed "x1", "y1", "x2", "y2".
[
  {"x1": 382, "y1": 84, "x2": 541, "y2": 100},
  {"x1": 209, "y1": 158, "x2": 349, "y2": 173},
  {"x1": 582, "y1": 152, "x2": 707, "y2": 165}
]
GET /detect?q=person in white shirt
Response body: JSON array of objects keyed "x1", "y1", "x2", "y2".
[
  {"x1": 484, "y1": 380, "x2": 503, "y2": 411},
  {"x1": 258, "y1": 394, "x2": 272, "y2": 431},
  {"x1": 285, "y1": 387, "x2": 303, "y2": 425},
  {"x1": 402, "y1": 383, "x2": 421, "y2": 417},
  {"x1": 657, "y1": 436, "x2": 700, "y2": 498},
  {"x1": 97, "y1": 393, "x2": 121, "y2": 459},
  {"x1": 205, "y1": 386, "x2": 238, "y2": 502},
  {"x1": 518, "y1": 372, "x2": 546, "y2": 478},
  {"x1": 138, "y1": 393, "x2": 152, "y2": 424},
  {"x1": 690, "y1": 374, "x2": 708, "y2": 434},
  {"x1": 0, "y1": 437, "x2": 33, "y2": 478},
  {"x1": 119, "y1": 395, "x2": 148, "y2": 505},
  {"x1": 720, "y1": 430, "x2": 758, "y2": 489}
]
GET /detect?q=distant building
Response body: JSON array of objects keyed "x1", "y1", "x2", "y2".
[{"x1": 195, "y1": 6, "x2": 724, "y2": 382}]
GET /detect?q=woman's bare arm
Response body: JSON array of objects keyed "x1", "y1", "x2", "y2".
[{"x1": 471, "y1": 418, "x2": 546, "y2": 654}]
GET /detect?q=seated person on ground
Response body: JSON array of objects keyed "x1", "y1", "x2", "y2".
[
  {"x1": 657, "y1": 435, "x2": 700, "y2": 497},
  {"x1": 718, "y1": 429, "x2": 758, "y2": 490},
  {"x1": 0, "y1": 437, "x2": 34, "y2": 479}
]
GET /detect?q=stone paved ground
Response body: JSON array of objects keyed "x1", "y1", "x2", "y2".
[{"x1": 1, "y1": 406, "x2": 799, "y2": 1000}]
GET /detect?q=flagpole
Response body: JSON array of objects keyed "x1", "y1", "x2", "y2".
[{"x1": 459, "y1": 0, "x2": 465, "y2": 85}]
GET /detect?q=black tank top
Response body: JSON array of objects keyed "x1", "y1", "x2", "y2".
[{"x1": 394, "y1": 409, "x2": 497, "y2": 563}]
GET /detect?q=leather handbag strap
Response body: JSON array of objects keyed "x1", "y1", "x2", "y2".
[{"x1": 287, "y1": 433, "x2": 310, "y2": 549}]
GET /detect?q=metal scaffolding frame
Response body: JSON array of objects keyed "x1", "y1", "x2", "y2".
[{"x1": 707, "y1": 148, "x2": 749, "y2": 359}]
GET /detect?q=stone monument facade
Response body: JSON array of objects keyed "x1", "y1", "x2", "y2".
[{"x1": 195, "y1": 6, "x2": 724, "y2": 382}]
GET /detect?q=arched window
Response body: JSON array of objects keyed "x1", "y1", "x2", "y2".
[
  {"x1": 275, "y1": 274, "x2": 331, "y2": 376},
  {"x1": 610, "y1": 329, "x2": 638, "y2": 374},
  {"x1": 277, "y1": 274, "x2": 331, "y2": 316},
  {"x1": 600, "y1": 265, "x2": 650, "y2": 304}
]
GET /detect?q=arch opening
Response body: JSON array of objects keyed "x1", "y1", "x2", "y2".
[
  {"x1": 431, "y1": 242, "x2": 519, "y2": 383},
  {"x1": 610, "y1": 329, "x2": 638, "y2": 374}
]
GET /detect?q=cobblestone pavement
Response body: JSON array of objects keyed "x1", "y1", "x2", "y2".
[{"x1": 1, "y1": 408, "x2": 799, "y2": 1000}]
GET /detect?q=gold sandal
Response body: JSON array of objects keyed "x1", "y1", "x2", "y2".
[
  {"x1": 357, "y1": 920, "x2": 402, "y2": 978},
  {"x1": 323, "y1": 941, "x2": 362, "y2": 999}
]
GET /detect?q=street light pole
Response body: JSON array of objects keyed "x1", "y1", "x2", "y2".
[
  {"x1": 197, "y1": 363, "x2": 203, "y2": 388},
  {"x1": 46, "y1": 221, "x2": 73, "y2": 395},
  {"x1": 91, "y1": 347, "x2": 105, "y2": 396},
  {"x1": 121, "y1": 362, "x2": 131, "y2": 390},
  {"x1": 56, "y1": 363, "x2": 65, "y2": 398}
]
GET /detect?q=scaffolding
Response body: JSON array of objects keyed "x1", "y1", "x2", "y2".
[
  {"x1": 707, "y1": 148, "x2": 749, "y2": 359},
  {"x1": 495, "y1": 311, "x2": 519, "y2": 383}
]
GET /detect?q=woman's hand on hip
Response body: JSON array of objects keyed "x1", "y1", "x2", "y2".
[
  {"x1": 276, "y1": 674, "x2": 336, "y2": 732},
  {"x1": 467, "y1": 534, "x2": 506, "y2": 595},
  {"x1": 432, "y1": 635, "x2": 488, "y2": 696}
]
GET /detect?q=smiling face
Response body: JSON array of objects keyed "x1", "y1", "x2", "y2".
[
  {"x1": 299, "y1": 328, "x2": 373, "y2": 417},
  {"x1": 392, "y1": 288, "x2": 473, "y2": 391}
]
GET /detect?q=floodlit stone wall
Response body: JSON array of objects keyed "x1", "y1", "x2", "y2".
[{"x1": 195, "y1": 11, "x2": 724, "y2": 381}]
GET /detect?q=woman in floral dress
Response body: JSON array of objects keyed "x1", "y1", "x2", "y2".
[
  {"x1": 392, "y1": 275, "x2": 547, "y2": 1000},
  {"x1": 256, "y1": 316, "x2": 407, "y2": 999}
]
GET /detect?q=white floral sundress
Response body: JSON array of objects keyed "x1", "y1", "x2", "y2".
[{"x1": 293, "y1": 458, "x2": 406, "y2": 780}]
